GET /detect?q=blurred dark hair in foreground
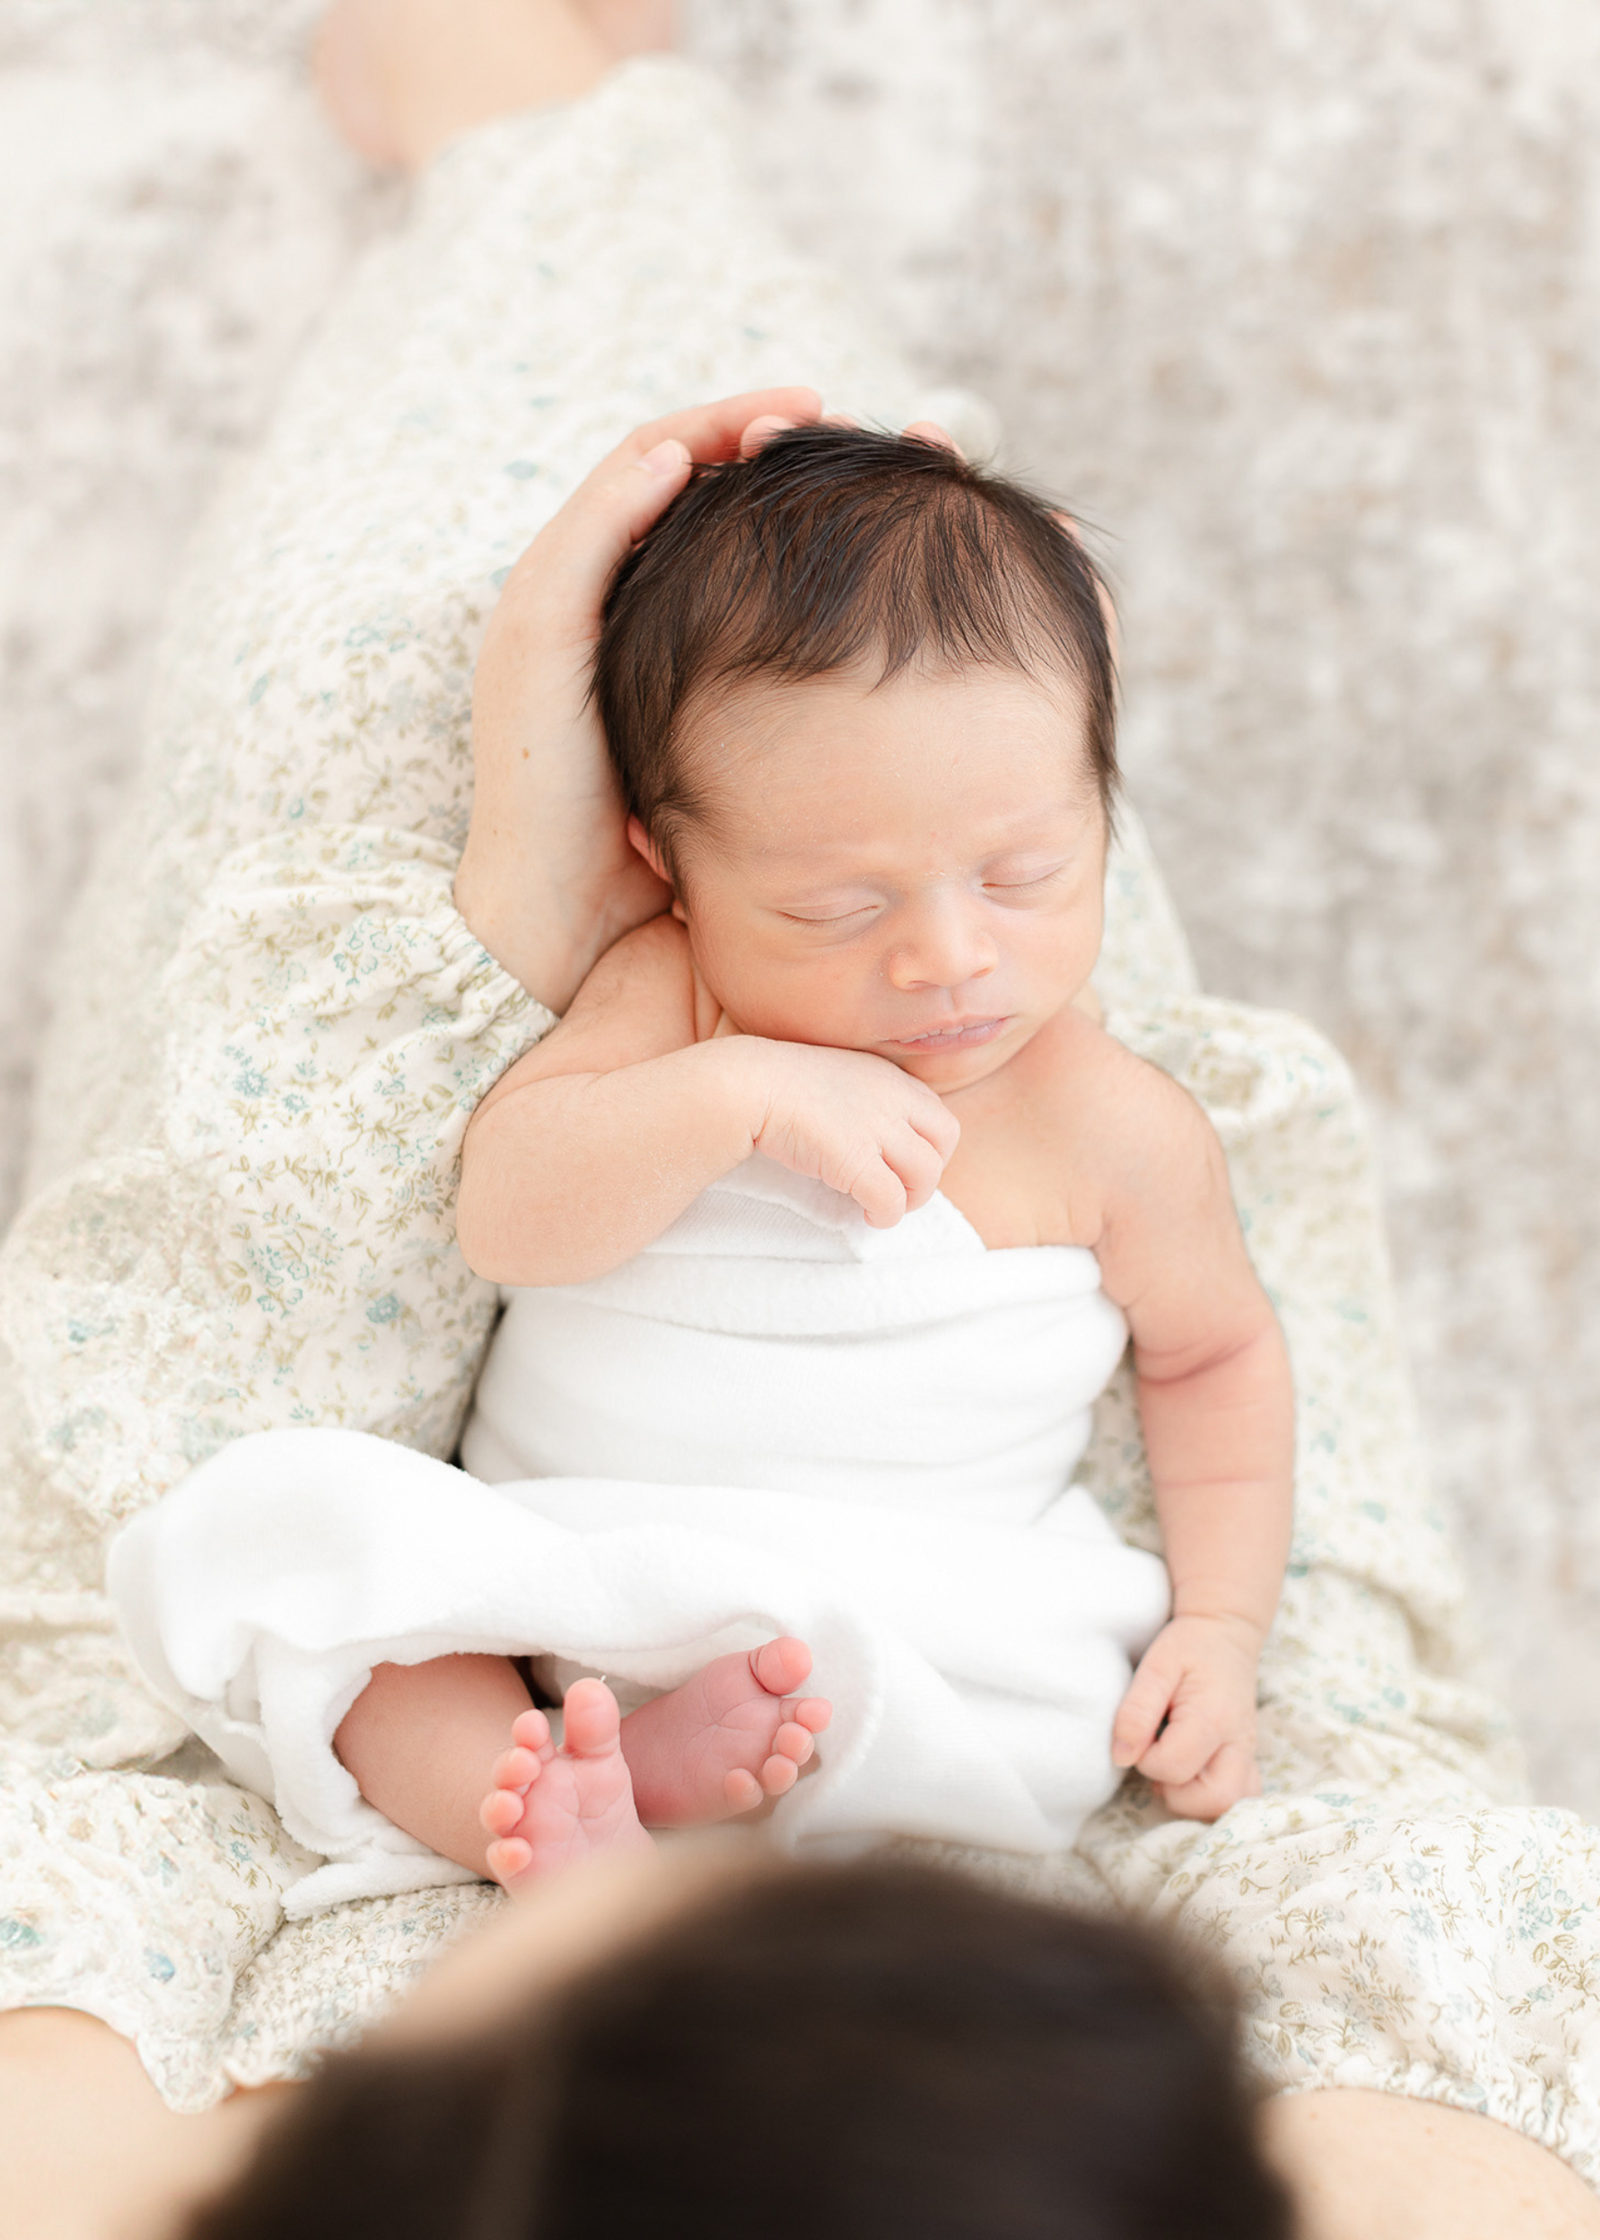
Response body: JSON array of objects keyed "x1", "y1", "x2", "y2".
[{"x1": 188, "y1": 1856, "x2": 1292, "y2": 2240}]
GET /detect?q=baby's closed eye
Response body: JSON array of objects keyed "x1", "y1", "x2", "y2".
[
  {"x1": 981, "y1": 860, "x2": 1067, "y2": 896},
  {"x1": 774, "y1": 895, "x2": 883, "y2": 929}
]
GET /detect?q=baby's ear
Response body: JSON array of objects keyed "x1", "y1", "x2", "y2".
[
  {"x1": 627, "y1": 816, "x2": 687, "y2": 920},
  {"x1": 626, "y1": 815, "x2": 668, "y2": 880}
]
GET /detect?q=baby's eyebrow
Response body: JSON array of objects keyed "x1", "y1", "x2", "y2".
[
  {"x1": 763, "y1": 879, "x2": 884, "y2": 905},
  {"x1": 744, "y1": 801, "x2": 1089, "y2": 867}
]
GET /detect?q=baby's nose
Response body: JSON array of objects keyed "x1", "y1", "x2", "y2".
[{"x1": 886, "y1": 897, "x2": 999, "y2": 990}]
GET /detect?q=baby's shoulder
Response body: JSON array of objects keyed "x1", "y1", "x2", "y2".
[
  {"x1": 1023, "y1": 1004, "x2": 1216, "y2": 1185},
  {"x1": 581, "y1": 910, "x2": 689, "y2": 986},
  {"x1": 944, "y1": 1004, "x2": 1208, "y2": 1249}
]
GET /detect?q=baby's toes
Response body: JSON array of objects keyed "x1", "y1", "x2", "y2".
[
  {"x1": 480, "y1": 1785, "x2": 526, "y2": 1838},
  {"x1": 782, "y1": 1694, "x2": 832, "y2": 1736},
  {"x1": 757, "y1": 1751, "x2": 800, "y2": 1799},
  {"x1": 723, "y1": 1766, "x2": 765, "y2": 1814},
  {"x1": 773, "y1": 1719, "x2": 815, "y2": 1767},
  {"x1": 509, "y1": 1706, "x2": 552, "y2": 1754},
  {"x1": 485, "y1": 1835, "x2": 534, "y2": 1888},
  {"x1": 489, "y1": 1743, "x2": 543, "y2": 1792},
  {"x1": 750, "y1": 1636, "x2": 813, "y2": 1699}
]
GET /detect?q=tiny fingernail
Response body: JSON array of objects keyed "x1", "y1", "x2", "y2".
[{"x1": 640, "y1": 439, "x2": 687, "y2": 478}]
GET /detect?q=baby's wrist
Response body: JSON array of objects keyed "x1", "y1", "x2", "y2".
[
  {"x1": 1168, "y1": 1604, "x2": 1268, "y2": 1653},
  {"x1": 694, "y1": 1033, "x2": 783, "y2": 1155}
]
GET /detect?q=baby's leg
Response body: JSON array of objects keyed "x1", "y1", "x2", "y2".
[{"x1": 334, "y1": 1653, "x2": 552, "y2": 1877}]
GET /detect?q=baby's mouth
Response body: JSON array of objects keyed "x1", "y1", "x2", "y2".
[{"x1": 888, "y1": 1016, "x2": 1011, "y2": 1053}]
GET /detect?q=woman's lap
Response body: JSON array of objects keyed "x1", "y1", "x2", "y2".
[
  {"x1": 0, "y1": 55, "x2": 1592, "y2": 2180},
  {"x1": 0, "y1": 54, "x2": 941, "y2": 2108}
]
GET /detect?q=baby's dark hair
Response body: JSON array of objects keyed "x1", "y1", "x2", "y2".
[
  {"x1": 594, "y1": 424, "x2": 1118, "y2": 885},
  {"x1": 188, "y1": 1859, "x2": 1291, "y2": 2240}
]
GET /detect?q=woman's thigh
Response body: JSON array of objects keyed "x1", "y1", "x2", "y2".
[
  {"x1": 1265, "y1": 2090, "x2": 1600, "y2": 2240},
  {"x1": 0, "y1": 2009, "x2": 276, "y2": 2240}
]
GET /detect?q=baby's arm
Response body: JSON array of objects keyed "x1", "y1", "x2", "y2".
[
  {"x1": 1076, "y1": 1036, "x2": 1294, "y2": 1819},
  {"x1": 457, "y1": 916, "x2": 958, "y2": 1286}
]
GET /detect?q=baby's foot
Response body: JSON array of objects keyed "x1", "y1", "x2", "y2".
[
  {"x1": 619, "y1": 1637, "x2": 832, "y2": 1827},
  {"x1": 478, "y1": 1677, "x2": 654, "y2": 1892}
]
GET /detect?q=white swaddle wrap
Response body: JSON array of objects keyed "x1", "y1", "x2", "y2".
[{"x1": 109, "y1": 1156, "x2": 1169, "y2": 1914}]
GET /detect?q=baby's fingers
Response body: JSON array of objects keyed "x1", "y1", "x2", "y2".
[
  {"x1": 882, "y1": 1122, "x2": 954, "y2": 1214},
  {"x1": 1134, "y1": 1700, "x2": 1223, "y2": 1790},
  {"x1": 1111, "y1": 1639, "x2": 1183, "y2": 1774},
  {"x1": 851, "y1": 1158, "x2": 911, "y2": 1230},
  {"x1": 1156, "y1": 1743, "x2": 1262, "y2": 1824},
  {"x1": 912, "y1": 1097, "x2": 962, "y2": 1165},
  {"x1": 1111, "y1": 1652, "x2": 1181, "y2": 1770}
]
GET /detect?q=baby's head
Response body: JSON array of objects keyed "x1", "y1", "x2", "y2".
[{"x1": 595, "y1": 426, "x2": 1116, "y2": 1091}]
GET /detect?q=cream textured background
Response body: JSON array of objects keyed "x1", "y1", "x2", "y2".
[{"x1": 2, "y1": 0, "x2": 1598, "y2": 1810}]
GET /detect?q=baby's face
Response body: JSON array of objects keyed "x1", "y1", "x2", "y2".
[{"x1": 648, "y1": 660, "x2": 1107, "y2": 1095}]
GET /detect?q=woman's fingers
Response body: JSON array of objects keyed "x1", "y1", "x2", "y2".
[
  {"x1": 739, "y1": 412, "x2": 802, "y2": 458},
  {"x1": 1052, "y1": 506, "x2": 1120, "y2": 661},
  {"x1": 903, "y1": 417, "x2": 963, "y2": 456},
  {"x1": 621, "y1": 385, "x2": 824, "y2": 467},
  {"x1": 511, "y1": 387, "x2": 825, "y2": 637},
  {"x1": 503, "y1": 389, "x2": 972, "y2": 645}
]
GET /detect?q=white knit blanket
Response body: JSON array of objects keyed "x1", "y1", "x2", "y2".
[{"x1": 108, "y1": 1157, "x2": 1169, "y2": 1914}]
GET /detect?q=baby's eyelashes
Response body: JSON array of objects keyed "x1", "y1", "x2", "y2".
[
  {"x1": 980, "y1": 859, "x2": 1069, "y2": 895},
  {"x1": 776, "y1": 869, "x2": 1066, "y2": 924},
  {"x1": 776, "y1": 900, "x2": 882, "y2": 928}
]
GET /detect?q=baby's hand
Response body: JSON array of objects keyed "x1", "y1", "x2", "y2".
[
  {"x1": 1111, "y1": 1613, "x2": 1264, "y2": 1821},
  {"x1": 743, "y1": 1039, "x2": 960, "y2": 1227}
]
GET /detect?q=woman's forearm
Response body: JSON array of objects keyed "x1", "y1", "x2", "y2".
[
  {"x1": 455, "y1": 1039, "x2": 763, "y2": 1286},
  {"x1": 453, "y1": 831, "x2": 664, "y2": 1019}
]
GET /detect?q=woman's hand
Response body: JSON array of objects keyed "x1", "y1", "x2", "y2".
[{"x1": 455, "y1": 388, "x2": 824, "y2": 1014}]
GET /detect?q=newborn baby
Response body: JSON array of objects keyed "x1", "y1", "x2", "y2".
[
  {"x1": 113, "y1": 426, "x2": 1293, "y2": 1902},
  {"x1": 433, "y1": 424, "x2": 1292, "y2": 1881}
]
